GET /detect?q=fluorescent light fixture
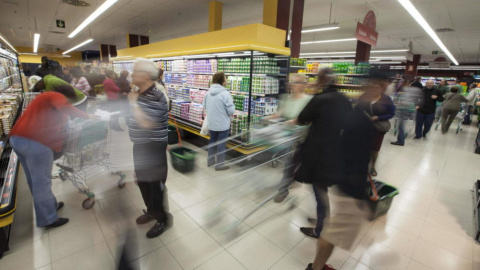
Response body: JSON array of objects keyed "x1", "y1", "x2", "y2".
[
  {"x1": 370, "y1": 61, "x2": 402, "y2": 64},
  {"x1": 302, "y1": 23, "x2": 340, "y2": 33},
  {"x1": 370, "y1": 56, "x2": 406, "y2": 59},
  {"x1": 304, "y1": 55, "x2": 356, "y2": 59},
  {"x1": 62, "y1": 38, "x2": 93, "y2": 54},
  {"x1": 397, "y1": 0, "x2": 459, "y2": 65},
  {"x1": 301, "y1": 51, "x2": 356, "y2": 56},
  {"x1": 301, "y1": 38, "x2": 356, "y2": 45},
  {"x1": 371, "y1": 49, "x2": 409, "y2": 53},
  {"x1": 0, "y1": 33, "x2": 17, "y2": 53},
  {"x1": 33, "y1": 33, "x2": 40, "y2": 53},
  {"x1": 68, "y1": 0, "x2": 118, "y2": 38}
]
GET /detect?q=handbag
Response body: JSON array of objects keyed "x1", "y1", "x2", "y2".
[
  {"x1": 200, "y1": 115, "x2": 209, "y2": 136},
  {"x1": 370, "y1": 103, "x2": 391, "y2": 132}
]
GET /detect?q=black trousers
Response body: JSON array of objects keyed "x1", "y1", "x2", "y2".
[{"x1": 133, "y1": 141, "x2": 168, "y2": 222}]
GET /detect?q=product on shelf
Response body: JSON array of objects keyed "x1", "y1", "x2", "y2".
[
  {"x1": 187, "y1": 74, "x2": 212, "y2": 88},
  {"x1": 339, "y1": 89, "x2": 364, "y2": 100},
  {"x1": 217, "y1": 57, "x2": 280, "y2": 74},
  {"x1": 158, "y1": 60, "x2": 187, "y2": 73},
  {"x1": 336, "y1": 75, "x2": 366, "y2": 86},
  {"x1": 171, "y1": 100, "x2": 189, "y2": 118},
  {"x1": 187, "y1": 59, "x2": 217, "y2": 73},
  {"x1": 188, "y1": 103, "x2": 204, "y2": 125},
  {"x1": 191, "y1": 89, "x2": 207, "y2": 104},
  {"x1": 300, "y1": 62, "x2": 371, "y2": 75},
  {"x1": 165, "y1": 73, "x2": 187, "y2": 85},
  {"x1": 290, "y1": 58, "x2": 306, "y2": 67}
]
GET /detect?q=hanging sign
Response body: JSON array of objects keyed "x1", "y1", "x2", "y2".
[
  {"x1": 405, "y1": 52, "x2": 414, "y2": 62},
  {"x1": 429, "y1": 61, "x2": 450, "y2": 68},
  {"x1": 56, "y1": 20, "x2": 65, "y2": 28},
  {"x1": 355, "y1": 22, "x2": 378, "y2": 46}
]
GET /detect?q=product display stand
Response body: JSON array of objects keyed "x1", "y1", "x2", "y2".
[{"x1": 0, "y1": 43, "x2": 24, "y2": 258}]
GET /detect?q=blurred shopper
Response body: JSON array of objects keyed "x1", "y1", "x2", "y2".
[
  {"x1": 62, "y1": 67, "x2": 73, "y2": 83},
  {"x1": 104, "y1": 70, "x2": 123, "y2": 131},
  {"x1": 9, "y1": 85, "x2": 97, "y2": 229},
  {"x1": 391, "y1": 83, "x2": 422, "y2": 146},
  {"x1": 70, "y1": 68, "x2": 91, "y2": 96},
  {"x1": 155, "y1": 68, "x2": 170, "y2": 110},
  {"x1": 414, "y1": 80, "x2": 444, "y2": 139},
  {"x1": 356, "y1": 76, "x2": 395, "y2": 176},
  {"x1": 265, "y1": 74, "x2": 311, "y2": 203},
  {"x1": 410, "y1": 76, "x2": 423, "y2": 89},
  {"x1": 116, "y1": 70, "x2": 132, "y2": 117},
  {"x1": 35, "y1": 56, "x2": 53, "y2": 78},
  {"x1": 128, "y1": 58, "x2": 171, "y2": 238},
  {"x1": 441, "y1": 86, "x2": 469, "y2": 133},
  {"x1": 34, "y1": 74, "x2": 88, "y2": 111},
  {"x1": 203, "y1": 72, "x2": 235, "y2": 171},
  {"x1": 84, "y1": 67, "x2": 106, "y2": 96},
  {"x1": 294, "y1": 68, "x2": 349, "y2": 239},
  {"x1": 434, "y1": 79, "x2": 450, "y2": 119},
  {"x1": 304, "y1": 91, "x2": 373, "y2": 270},
  {"x1": 462, "y1": 83, "x2": 477, "y2": 125}
]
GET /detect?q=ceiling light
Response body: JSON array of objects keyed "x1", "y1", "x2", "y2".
[
  {"x1": 68, "y1": 0, "x2": 118, "y2": 38},
  {"x1": 370, "y1": 56, "x2": 406, "y2": 59},
  {"x1": 0, "y1": 33, "x2": 17, "y2": 53},
  {"x1": 302, "y1": 23, "x2": 340, "y2": 33},
  {"x1": 371, "y1": 49, "x2": 409, "y2": 53},
  {"x1": 63, "y1": 38, "x2": 93, "y2": 54},
  {"x1": 300, "y1": 51, "x2": 356, "y2": 56},
  {"x1": 370, "y1": 61, "x2": 402, "y2": 64},
  {"x1": 301, "y1": 38, "x2": 357, "y2": 45},
  {"x1": 397, "y1": 0, "x2": 459, "y2": 65},
  {"x1": 304, "y1": 55, "x2": 356, "y2": 59},
  {"x1": 33, "y1": 33, "x2": 40, "y2": 53}
]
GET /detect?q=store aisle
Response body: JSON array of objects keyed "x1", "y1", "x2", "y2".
[{"x1": 0, "y1": 121, "x2": 479, "y2": 270}]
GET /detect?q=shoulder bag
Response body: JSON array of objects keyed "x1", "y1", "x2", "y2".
[{"x1": 370, "y1": 103, "x2": 391, "y2": 132}]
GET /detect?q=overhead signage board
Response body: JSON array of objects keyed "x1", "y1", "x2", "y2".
[
  {"x1": 405, "y1": 51, "x2": 414, "y2": 61},
  {"x1": 355, "y1": 22, "x2": 378, "y2": 46},
  {"x1": 428, "y1": 61, "x2": 450, "y2": 68}
]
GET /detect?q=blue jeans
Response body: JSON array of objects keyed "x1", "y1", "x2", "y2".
[
  {"x1": 10, "y1": 136, "x2": 58, "y2": 227},
  {"x1": 415, "y1": 112, "x2": 435, "y2": 138},
  {"x1": 312, "y1": 184, "x2": 329, "y2": 236},
  {"x1": 208, "y1": 130, "x2": 229, "y2": 168},
  {"x1": 463, "y1": 105, "x2": 474, "y2": 124}
]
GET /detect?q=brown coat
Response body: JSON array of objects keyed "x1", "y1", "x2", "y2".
[{"x1": 443, "y1": 92, "x2": 468, "y2": 111}]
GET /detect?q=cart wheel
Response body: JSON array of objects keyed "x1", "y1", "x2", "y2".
[
  {"x1": 82, "y1": 198, "x2": 95, "y2": 209},
  {"x1": 272, "y1": 160, "x2": 279, "y2": 168},
  {"x1": 59, "y1": 171, "x2": 68, "y2": 181}
]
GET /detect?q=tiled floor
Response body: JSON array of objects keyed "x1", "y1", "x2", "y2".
[{"x1": 1, "y1": 119, "x2": 480, "y2": 270}]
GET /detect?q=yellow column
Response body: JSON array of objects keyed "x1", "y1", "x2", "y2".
[
  {"x1": 208, "y1": 1, "x2": 223, "y2": 32},
  {"x1": 126, "y1": 34, "x2": 131, "y2": 48},
  {"x1": 263, "y1": 0, "x2": 278, "y2": 27}
]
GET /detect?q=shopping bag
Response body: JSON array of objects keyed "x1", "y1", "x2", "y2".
[{"x1": 200, "y1": 116, "x2": 209, "y2": 136}]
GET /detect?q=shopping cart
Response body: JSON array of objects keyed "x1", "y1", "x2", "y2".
[
  {"x1": 202, "y1": 122, "x2": 305, "y2": 232},
  {"x1": 55, "y1": 118, "x2": 126, "y2": 209},
  {"x1": 435, "y1": 103, "x2": 465, "y2": 134},
  {"x1": 22, "y1": 92, "x2": 41, "y2": 111},
  {"x1": 393, "y1": 108, "x2": 416, "y2": 138}
]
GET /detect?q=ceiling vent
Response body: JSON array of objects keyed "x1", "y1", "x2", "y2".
[
  {"x1": 49, "y1": 31, "x2": 65, "y2": 34},
  {"x1": 62, "y1": 0, "x2": 91, "y2": 7},
  {"x1": 435, "y1": 28, "x2": 455, "y2": 33}
]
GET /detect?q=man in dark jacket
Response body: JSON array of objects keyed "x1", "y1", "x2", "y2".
[
  {"x1": 410, "y1": 76, "x2": 423, "y2": 89},
  {"x1": 116, "y1": 70, "x2": 131, "y2": 117},
  {"x1": 414, "y1": 79, "x2": 444, "y2": 139},
  {"x1": 35, "y1": 56, "x2": 54, "y2": 78}
]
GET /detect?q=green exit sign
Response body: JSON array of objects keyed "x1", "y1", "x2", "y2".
[
  {"x1": 432, "y1": 51, "x2": 439, "y2": 54},
  {"x1": 56, "y1": 20, "x2": 65, "y2": 28}
]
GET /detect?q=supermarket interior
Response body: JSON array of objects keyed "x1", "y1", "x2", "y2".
[{"x1": 1, "y1": 0, "x2": 480, "y2": 269}]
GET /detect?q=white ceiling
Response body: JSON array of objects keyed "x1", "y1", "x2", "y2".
[{"x1": 0, "y1": 0, "x2": 479, "y2": 63}]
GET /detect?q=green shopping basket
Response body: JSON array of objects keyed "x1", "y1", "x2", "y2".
[
  {"x1": 367, "y1": 175, "x2": 399, "y2": 220},
  {"x1": 169, "y1": 114, "x2": 196, "y2": 173}
]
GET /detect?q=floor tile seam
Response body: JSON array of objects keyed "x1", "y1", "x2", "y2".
[
  {"x1": 377, "y1": 215, "x2": 426, "y2": 237},
  {"x1": 266, "y1": 252, "x2": 298, "y2": 270},
  {"x1": 361, "y1": 231, "x2": 419, "y2": 258},
  {"x1": 417, "y1": 235, "x2": 475, "y2": 262},
  {"x1": 161, "y1": 242, "x2": 186, "y2": 270},
  {"x1": 49, "y1": 239, "x2": 115, "y2": 265},
  {"x1": 252, "y1": 221, "x2": 305, "y2": 254},
  {"x1": 422, "y1": 219, "x2": 476, "y2": 242}
]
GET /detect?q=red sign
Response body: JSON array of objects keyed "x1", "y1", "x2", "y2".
[
  {"x1": 363, "y1": 10, "x2": 376, "y2": 30},
  {"x1": 356, "y1": 22, "x2": 378, "y2": 46}
]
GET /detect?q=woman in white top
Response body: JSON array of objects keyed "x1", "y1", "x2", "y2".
[
  {"x1": 70, "y1": 68, "x2": 91, "y2": 95},
  {"x1": 463, "y1": 83, "x2": 477, "y2": 125}
]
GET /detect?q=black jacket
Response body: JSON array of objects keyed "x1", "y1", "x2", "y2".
[
  {"x1": 410, "y1": 81, "x2": 423, "y2": 89},
  {"x1": 116, "y1": 76, "x2": 131, "y2": 94},
  {"x1": 418, "y1": 86, "x2": 444, "y2": 114},
  {"x1": 295, "y1": 87, "x2": 352, "y2": 187}
]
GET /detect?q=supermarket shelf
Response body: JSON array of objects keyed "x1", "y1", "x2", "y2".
[
  {"x1": 336, "y1": 84, "x2": 363, "y2": 87},
  {"x1": 301, "y1": 73, "x2": 367, "y2": 76},
  {"x1": 168, "y1": 116, "x2": 266, "y2": 155},
  {"x1": 0, "y1": 75, "x2": 12, "y2": 81},
  {"x1": 165, "y1": 71, "x2": 286, "y2": 77},
  {"x1": 289, "y1": 66, "x2": 306, "y2": 69},
  {"x1": 230, "y1": 91, "x2": 277, "y2": 97},
  {"x1": 187, "y1": 86, "x2": 210, "y2": 90}
]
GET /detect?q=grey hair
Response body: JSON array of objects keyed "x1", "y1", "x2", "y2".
[{"x1": 134, "y1": 58, "x2": 159, "y2": 81}]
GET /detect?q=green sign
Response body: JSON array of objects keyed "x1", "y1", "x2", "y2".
[
  {"x1": 432, "y1": 51, "x2": 439, "y2": 54},
  {"x1": 56, "y1": 20, "x2": 65, "y2": 28}
]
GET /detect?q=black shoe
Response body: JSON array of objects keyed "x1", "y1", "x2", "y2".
[
  {"x1": 215, "y1": 166, "x2": 229, "y2": 171},
  {"x1": 413, "y1": 136, "x2": 422, "y2": 139},
  {"x1": 56, "y1": 202, "x2": 64, "y2": 211},
  {"x1": 300, "y1": 227, "x2": 319, "y2": 238},
  {"x1": 274, "y1": 191, "x2": 289, "y2": 203},
  {"x1": 390, "y1": 141, "x2": 404, "y2": 146},
  {"x1": 146, "y1": 221, "x2": 166, "y2": 238},
  {"x1": 136, "y1": 210, "x2": 154, "y2": 225},
  {"x1": 44, "y1": 217, "x2": 69, "y2": 229},
  {"x1": 306, "y1": 263, "x2": 314, "y2": 270}
]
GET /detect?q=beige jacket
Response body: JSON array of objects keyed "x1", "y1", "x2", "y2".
[{"x1": 443, "y1": 92, "x2": 468, "y2": 111}]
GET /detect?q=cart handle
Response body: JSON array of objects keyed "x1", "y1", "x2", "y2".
[
  {"x1": 169, "y1": 113, "x2": 182, "y2": 147},
  {"x1": 368, "y1": 174, "x2": 380, "y2": 202}
]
